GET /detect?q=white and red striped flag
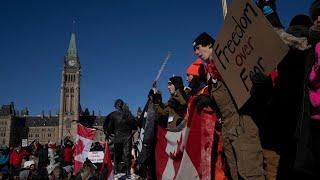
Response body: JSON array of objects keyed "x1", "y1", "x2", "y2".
[{"x1": 73, "y1": 123, "x2": 96, "y2": 175}]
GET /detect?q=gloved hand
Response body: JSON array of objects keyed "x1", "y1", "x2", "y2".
[
  {"x1": 168, "y1": 98, "x2": 179, "y2": 109},
  {"x1": 251, "y1": 71, "x2": 270, "y2": 84},
  {"x1": 250, "y1": 72, "x2": 272, "y2": 100},
  {"x1": 256, "y1": 0, "x2": 276, "y2": 14},
  {"x1": 148, "y1": 88, "x2": 156, "y2": 100},
  {"x1": 256, "y1": 0, "x2": 283, "y2": 28},
  {"x1": 153, "y1": 93, "x2": 162, "y2": 105},
  {"x1": 187, "y1": 77, "x2": 202, "y2": 96},
  {"x1": 194, "y1": 94, "x2": 218, "y2": 112},
  {"x1": 148, "y1": 88, "x2": 161, "y2": 104}
]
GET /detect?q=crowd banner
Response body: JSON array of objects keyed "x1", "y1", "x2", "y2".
[{"x1": 212, "y1": 0, "x2": 289, "y2": 109}]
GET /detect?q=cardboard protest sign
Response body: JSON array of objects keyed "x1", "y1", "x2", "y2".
[
  {"x1": 88, "y1": 151, "x2": 104, "y2": 163},
  {"x1": 212, "y1": 0, "x2": 289, "y2": 109},
  {"x1": 22, "y1": 139, "x2": 28, "y2": 147}
]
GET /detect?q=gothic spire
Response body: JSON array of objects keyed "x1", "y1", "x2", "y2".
[{"x1": 66, "y1": 32, "x2": 77, "y2": 58}]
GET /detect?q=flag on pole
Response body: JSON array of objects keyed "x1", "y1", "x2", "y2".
[
  {"x1": 73, "y1": 123, "x2": 96, "y2": 175},
  {"x1": 100, "y1": 140, "x2": 114, "y2": 180}
]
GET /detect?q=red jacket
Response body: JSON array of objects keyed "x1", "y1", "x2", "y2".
[
  {"x1": 9, "y1": 150, "x2": 24, "y2": 168},
  {"x1": 63, "y1": 146, "x2": 74, "y2": 163}
]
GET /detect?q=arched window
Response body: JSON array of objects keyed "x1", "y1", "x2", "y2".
[{"x1": 70, "y1": 95, "x2": 73, "y2": 114}]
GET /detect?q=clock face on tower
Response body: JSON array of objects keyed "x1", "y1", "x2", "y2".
[{"x1": 68, "y1": 59, "x2": 76, "y2": 66}]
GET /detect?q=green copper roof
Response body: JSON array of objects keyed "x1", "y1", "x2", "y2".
[{"x1": 67, "y1": 33, "x2": 77, "y2": 57}]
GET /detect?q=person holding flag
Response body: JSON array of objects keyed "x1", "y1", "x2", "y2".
[
  {"x1": 152, "y1": 76, "x2": 188, "y2": 129},
  {"x1": 174, "y1": 58, "x2": 226, "y2": 179}
]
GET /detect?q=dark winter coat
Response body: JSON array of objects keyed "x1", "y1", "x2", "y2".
[
  {"x1": 293, "y1": 27, "x2": 320, "y2": 177},
  {"x1": 154, "y1": 90, "x2": 187, "y2": 129},
  {"x1": 273, "y1": 25, "x2": 320, "y2": 178},
  {"x1": 104, "y1": 109, "x2": 137, "y2": 143},
  {"x1": 38, "y1": 146, "x2": 48, "y2": 168}
]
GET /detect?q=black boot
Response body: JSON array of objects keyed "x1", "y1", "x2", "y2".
[
  {"x1": 114, "y1": 163, "x2": 121, "y2": 176},
  {"x1": 126, "y1": 168, "x2": 131, "y2": 179}
]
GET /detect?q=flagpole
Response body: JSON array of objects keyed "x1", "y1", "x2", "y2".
[
  {"x1": 221, "y1": 0, "x2": 228, "y2": 19},
  {"x1": 154, "y1": 52, "x2": 171, "y2": 83}
]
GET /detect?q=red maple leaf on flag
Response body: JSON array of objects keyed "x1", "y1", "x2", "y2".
[
  {"x1": 74, "y1": 138, "x2": 85, "y2": 156},
  {"x1": 169, "y1": 133, "x2": 183, "y2": 160}
]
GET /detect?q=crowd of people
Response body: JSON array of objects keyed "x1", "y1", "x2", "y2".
[
  {"x1": 0, "y1": 138, "x2": 109, "y2": 180},
  {"x1": 0, "y1": 0, "x2": 319, "y2": 179}
]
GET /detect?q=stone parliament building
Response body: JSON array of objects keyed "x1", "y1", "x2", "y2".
[{"x1": 0, "y1": 33, "x2": 105, "y2": 147}]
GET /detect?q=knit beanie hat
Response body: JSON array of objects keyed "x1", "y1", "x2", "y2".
[
  {"x1": 310, "y1": 0, "x2": 320, "y2": 21},
  {"x1": 192, "y1": 32, "x2": 215, "y2": 49},
  {"x1": 289, "y1": 14, "x2": 313, "y2": 28},
  {"x1": 168, "y1": 76, "x2": 184, "y2": 91},
  {"x1": 186, "y1": 59, "x2": 205, "y2": 78}
]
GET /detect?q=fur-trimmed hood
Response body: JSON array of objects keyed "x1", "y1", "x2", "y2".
[{"x1": 275, "y1": 27, "x2": 311, "y2": 51}]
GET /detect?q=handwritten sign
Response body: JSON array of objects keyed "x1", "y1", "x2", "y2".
[
  {"x1": 212, "y1": 0, "x2": 288, "y2": 109},
  {"x1": 88, "y1": 151, "x2": 104, "y2": 163}
]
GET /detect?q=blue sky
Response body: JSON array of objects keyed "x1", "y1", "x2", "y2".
[{"x1": 0, "y1": 0, "x2": 315, "y2": 116}]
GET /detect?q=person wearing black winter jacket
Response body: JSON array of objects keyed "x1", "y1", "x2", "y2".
[
  {"x1": 103, "y1": 99, "x2": 137, "y2": 178},
  {"x1": 291, "y1": 1, "x2": 320, "y2": 178},
  {"x1": 253, "y1": 1, "x2": 320, "y2": 178}
]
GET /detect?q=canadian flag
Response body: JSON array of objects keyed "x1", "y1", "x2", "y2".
[
  {"x1": 175, "y1": 107, "x2": 226, "y2": 180},
  {"x1": 155, "y1": 124, "x2": 186, "y2": 179},
  {"x1": 73, "y1": 123, "x2": 96, "y2": 175},
  {"x1": 155, "y1": 96, "x2": 226, "y2": 179},
  {"x1": 100, "y1": 140, "x2": 114, "y2": 180}
]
